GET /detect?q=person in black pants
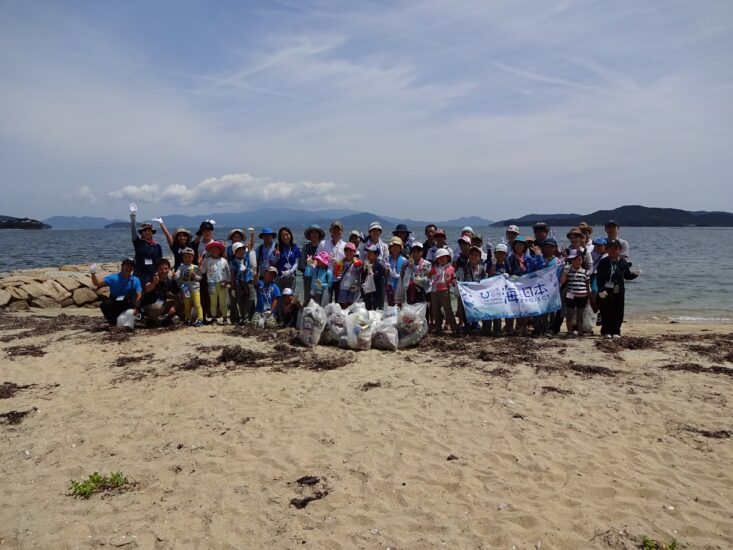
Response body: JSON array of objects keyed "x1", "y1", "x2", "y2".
[
  {"x1": 90, "y1": 258, "x2": 143, "y2": 325},
  {"x1": 595, "y1": 240, "x2": 641, "y2": 339}
]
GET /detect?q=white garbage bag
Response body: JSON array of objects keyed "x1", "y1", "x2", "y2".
[
  {"x1": 116, "y1": 309, "x2": 137, "y2": 330},
  {"x1": 372, "y1": 315, "x2": 399, "y2": 351},
  {"x1": 298, "y1": 299, "x2": 328, "y2": 347},
  {"x1": 396, "y1": 302, "x2": 428, "y2": 349},
  {"x1": 345, "y1": 303, "x2": 373, "y2": 350}
]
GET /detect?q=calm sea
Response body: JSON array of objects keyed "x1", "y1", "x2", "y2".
[{"x1": 1, "y1": 226, "x2": 732, "y2": 322}]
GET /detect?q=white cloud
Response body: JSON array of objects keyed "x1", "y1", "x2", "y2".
[
  {"x1": 77, "y1": 185, "x2": 97, "y2": 205},
  {"x1": 109, "y1": 173, "x2": 361, "y2": 210}
]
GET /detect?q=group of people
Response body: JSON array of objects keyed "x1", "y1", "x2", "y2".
[{"x1": 91, "y1": 203, "x2": 640, "y2": 339}]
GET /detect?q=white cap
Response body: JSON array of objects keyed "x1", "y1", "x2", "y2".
[
  {"x1": 368, "y1": 221, "x2": 383, "y2": 232},
  {"x1": 231, "y1": 242, "x2": 246, "y2": 254},
  {"x1": 434, "y1": 248, "x2": 451, "y2": 260},
  {"x1": 495, "y1": 243, "x2": 508, "y2": 254},
  {"x1": 282, "y1": 288, "x2": 293, "y2": 296},
  {"x1": 506, "y1": 225, "x2": 520, "y2": 234},
  {"x1": 411, "y1": 241, "x2": 424, "y2": 249}
]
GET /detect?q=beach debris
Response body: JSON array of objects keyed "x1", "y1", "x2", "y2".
[
  {"x1": 290, "y1": 475, "x2": 329, "y2": 509},
  {"x1": 446, "y1": 454, "x2": 459, "y2": 461},
  {"x1": 5, "y1": 344, "x2": 46, "y2": 358},
  {"x1": 661, "y1": 363, "x2": 733, "y2": 378},
  {"x1": 218, "y1": 345, "x2": 269, "y2": 365},
  {"x1": 0, "y1": 407, "x2": 38, "y2": 425},
  {"x1": 541, "y1": 386, "x2": 574, "y2": 396},
  {"x1": 0, "y1": 381, "x2": 35, "y2": 399},
  {"x1": 359, "y1": 381, "x2": 382, "y2": 392},
  {"x1": 534, "y1": 361, "x2": 619, "y2": 378},
  {"x1": 680, "y1": 424, "x2": 730, "y2": 439},
  {"x1": 112, "y1": 353, "x2": 154, "y2": 368}
]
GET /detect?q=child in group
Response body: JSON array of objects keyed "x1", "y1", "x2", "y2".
[
  {"x1": 226, "y1": 228, "x2": 255, "y2": 261},
  {"x1": 596, "y1": 239, "x2": 640, "y2": 339},
  {"x1": 426, "y1": 229, "x2": 453, "y2": 262},
  {"x1": 453, "y1": 236, "x2": 471, "y2": 272},
  {"x1": 304, "y1": 251, "x2": 333, "y2": 306},
  {"x1": 276, "y1": 288, "x2": 302, "y2": 328},
  {"x1": 200, "y1": 241, "x2": 230, "y2": 325},
  {"x1": 471, "y1": 234, "x2": 489, "y2": 263},
  {"x1": 456, "y1": 246, "x2": 487, "y2": 333},
  {"x1": 560, "y1": 250, "x2": 590, "y2": 337},
  {"x1": 533, "y1": 237, "x2": 562, "y2": 337},
  {"x1": 229, "y1": 242, "x2": 255, "y2": 325},
  {"x1": 429, "y1": 248, "x2": 459, "y2": 335},
  {"x1": 256, "y1": 228, "x2": 278, "y2": 278},
  {"x1": 385, "y1": 237, "x2": 407, "y2": 306},
  {"x1": 256, "y1": 266, "x2": 281, "y2": 318},
  {"x1": 348, "y1": 230, "x2": 363, "y2": 256},
  {"x1": 590, "y1": 237, "x2": 608, "y2": 320},
  {"x1": 333, "y1": 242, "x2": 363, "y2": 308},
  {"x1": 299, "y1": 225, "x2": 325, "y2": 303},
  {"x1": 400, "y1": 241, "x2": 431, "y2": 305},
  {"x1": 174, "y1": 247, "x2": 204, "y2": 327},
  {"x1": 505, "y1": 236, "x2": 539, "y2": 335},
  {"x1": 362, "y1": 245, "x2": 385, "y2": 310}
]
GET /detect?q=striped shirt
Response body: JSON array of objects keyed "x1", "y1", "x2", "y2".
[{"x1": 566, "y1": 267, "x2": 589, "y2": 297}]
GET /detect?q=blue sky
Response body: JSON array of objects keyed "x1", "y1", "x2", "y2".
[{"x1": 1, "y1": 0, "x2": 731, "y2": 220}]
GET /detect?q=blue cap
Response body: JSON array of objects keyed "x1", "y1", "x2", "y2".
[
  {"x1": 542, "y1": 237, "x2": 558, "y2": 248},
  {"x1": 513, "y1": 235, "x2": 526, "y2": 243},
  {"x1": 259, "y1": 227, "x2": 276, "y2": 238},
  {"x1": 593, "y1": 237, "x2": 607, "y2": 246}
]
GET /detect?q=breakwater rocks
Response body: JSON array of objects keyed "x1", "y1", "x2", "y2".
[{"x1": 0, "y1": 264, "x2": 118, "y2": 311}]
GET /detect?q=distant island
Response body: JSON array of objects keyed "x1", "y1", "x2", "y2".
[
  {"x1": 492, "y1": 205, "x2": 733, "y2": 228},
  {"x1": 0, "y1": 215, "x2": 51, "y2": 230}
]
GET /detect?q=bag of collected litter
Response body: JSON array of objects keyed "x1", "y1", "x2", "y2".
[
  {"x1": 321, "y1": 303, "x2": 347, "y2": 345},
  {"x1": 298, "y1": 299, "x2": 328, "y2": 347},
  {"x1": 252, "y1": 312, "x2": 278, "y2": 329},
  {"x1": 345, "y1": 303, "x2": 373, "y2": 350},
  {"x1": 362, "y1": 272, "x2": 376, "y2": 294},
  {"x1": 372, "y1": 315, "x2": 399, "y2": 351},
  {"x1": 116, "y1": 309, "x2": 136, "y2": 330},
  {"x1": 396, "y1": 302, "x2": 428, "y2": 349}
]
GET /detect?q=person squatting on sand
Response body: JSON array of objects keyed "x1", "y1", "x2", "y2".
[{"x1": 93, "y1": 209, "x2": 642, "y2": 337}]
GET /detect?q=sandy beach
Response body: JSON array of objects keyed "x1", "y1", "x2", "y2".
[{"x1": 1, "y1": 310, "x2": 731, "y2": 549}]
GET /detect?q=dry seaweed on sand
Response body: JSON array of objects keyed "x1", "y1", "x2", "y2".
[
  {"x1": 289, "y1": 475, "x2": 329, "y2": 509},
  {"x1": 0, "y1": 381, "x2": 35, "y2": 399},
  {"x1": 0, "y1": 407, "x2": 37, "y2": 425},
  {"x1": 218, "y1": 345, "x2": 271, "y2": 366},
  {"x1": 534, "y1": 361, "x2": 619, "y2": 378},
  {"x1": 679, "y1": 424, "x2": 730, "y2": 439},
  {"x1": 112, "y1": 353, "x2": 154, "y2": 368},
  {"x1": 661, "y1": 363, "x2": 733, "y2": 377},
  {"x1": 359, "y1": 381, "x2": 382, "y2": 392},
  {"x1": 5, "y1": 344, "x2": 46, "y2": 358},
  {"x1": 0, "y1": 314, "x2": 103, "y2": 342},
  {"x1": 541, "y1": 385, "x2": 574, "y2": 396},
  {"x1": 173, "y1": 356, "x2": 215, "y2": 372},
  {"x1": 285, "y1": 352, "x2": 357, "y2": 371}
]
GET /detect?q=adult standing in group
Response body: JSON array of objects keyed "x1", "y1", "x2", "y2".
[
  {"x1": 532, "y1": 222, "x2": 550, "y2": 248},
  {"x1": 271, "y1": 226, "x2": 301, "y2": 291},
  {"x1": 316, "y1": 220, "x2": 347, "y2": 265},
  {"x1": 192, "y1": 220, "x2": 215, "y2": 323},
  {"x1": 90, "y1": 258, "x2": 142, "y2": 325},
  {"x1": 422, "y1": 224, "x2": 437, "y2": 260},
  {"x1": 128, "y1": 203, "x2": 162, "y2": 284},
  {"x1": 157, "y1": 221, "x2": 194, "y2": 271},
  {"x1": 604, "y1": 220, "x2": 630, "y2": 259},
  {"x1": 299, "y1": 224, "x2": 325, "y2": 303},
  {"x1": 358, "y1": 222, "x2": 390, "y2": 267},
  {"x1": 504, "y1": 224, "x2": 520, "y2": 252}
]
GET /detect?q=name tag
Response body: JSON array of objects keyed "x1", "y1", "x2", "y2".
[
  {"x1": 605, "y1": 282, "x2": 614, "y2": 289},
  {"x1": 144, "y1": 258, "x2": 153, "y2": 265},
  {"x1": 116, "y1": 296, "x2": 125, "y2": 302},
  {"x1": 155, "y1": 299, "x2": 164, "y2": 305}
]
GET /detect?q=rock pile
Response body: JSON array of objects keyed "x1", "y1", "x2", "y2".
[{"x1": 0, "y1": 263, "x2": 118, "y2": 311}]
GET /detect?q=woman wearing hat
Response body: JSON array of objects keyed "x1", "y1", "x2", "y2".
[
  {"x1": 255, "y1": 227, "x2": 278, "y2": 278},
  {"x1": 358, "y1": 221, "x2": 389, "y2": 268},
  {"x1": 385, "y1": 236, "x2": 407, "y2": 306},
  {"x1": 128, "y1": 204, "x2": 163, "y2": 284},
  {"x1": 158, "y1": 220, "x2": 194, "y2": 270},
  {"x1": 392, "y1": 224, "x2": 414, "y2": 257},
  {"x1": 271, "y1": 227, "x2": 301, "y2": 292},
  {"x1": 299, "y1": 224, "x2": 326, "y2": 303}
]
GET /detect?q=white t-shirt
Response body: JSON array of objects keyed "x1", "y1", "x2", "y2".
[{"x1": 316, "y1": 238, "x2": 346, "y2": 266}]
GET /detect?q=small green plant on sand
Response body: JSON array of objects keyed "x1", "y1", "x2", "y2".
[
  {"x1": 641, "y1": 535, "x2": 678, "y2": 550},
  {"x1": 70, "y1": 471, "x2": 129, "y2": 499}
]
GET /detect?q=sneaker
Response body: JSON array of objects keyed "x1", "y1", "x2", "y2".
[
  {"x1": 603, "y1": 334, "x2": 612, "y2": 340},
  {"x1": 612, "y1": 334, "x2": 621, "y2": 340},
  {"x1": 193, "y1": 320, "x2": 203, "y2": 327},
  {"x1": 572, "y1": 330, "x2": 579, "y2": 337}
]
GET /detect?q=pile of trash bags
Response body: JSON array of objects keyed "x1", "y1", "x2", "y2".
[{"x1": 298, "y1": 300, "x2": 428, "y2": 351}]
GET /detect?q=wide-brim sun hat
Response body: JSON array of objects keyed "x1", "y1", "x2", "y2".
[
  {"x1": 228, "y1": 228, "x2": 245, "y2": 240},
  {"x1": 434, "y1": 248, "x2": 451, "y2": 261},
  {"x1": 393, "y1": 224, "x2": 409, "y2": 235},
  {"x1": 389, "y1": 236, "x2": 404, "y2": 248},
  {"x1": 231, "y1": 242, "x2": 246, "y2": 254},
  {"x1": 577, "y1": 222, "x2": 593, "y2": 235},
  {"x1": 368, "y1": 221, "x2": 383, "y2": 233},
  {"x1": 205, "y1": 240, "x2": 226, "y2": 254},
  {"x1": 196, "y1": 221, "x2": 214, "y2": 236},
  {"x1": 304, "y1": 225, "x2": 326, "y2": 241},
  {"x1": 567, "y1": 227, "x2": 584, "y2": 238},
  {"x1": 495, "y1": 244, "x2": 508, "y2": 254},
  {"x1": 506, "y1": 225, "x2": 520, "y2": 234},
  {"x1": 172, "y1": 227, "x2": 191, "y2": 240},
  {"x1": 533, "y1": 221, "x2": 550, "y2": 231},
  {"x1": 315, "y1": 251, "x2": 331, "y2": 265},
  {"x1": 259, "y1": 227, "x2": 276, "y2": 238},
  {"x1": 137, "y1": 223, "x2": 156, "y2": 235}
]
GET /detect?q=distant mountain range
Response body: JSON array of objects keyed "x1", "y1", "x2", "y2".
[
  {"x1": 44, "y1": 209, "x2": 494, "y2": 232},
  {"x1": 0, "y1": 215, "x2": 50, "y2": 230},
  {"x1": 491, "y1": 205, "x2": 733, "y2": 228}
]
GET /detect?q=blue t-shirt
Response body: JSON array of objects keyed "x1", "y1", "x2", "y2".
[
  {"x1": 256, "y1": 281, "x2": 281, "y2": 313},
  {"x1": 103, "y1": 273, "x2": 142, "y2": 300}
]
